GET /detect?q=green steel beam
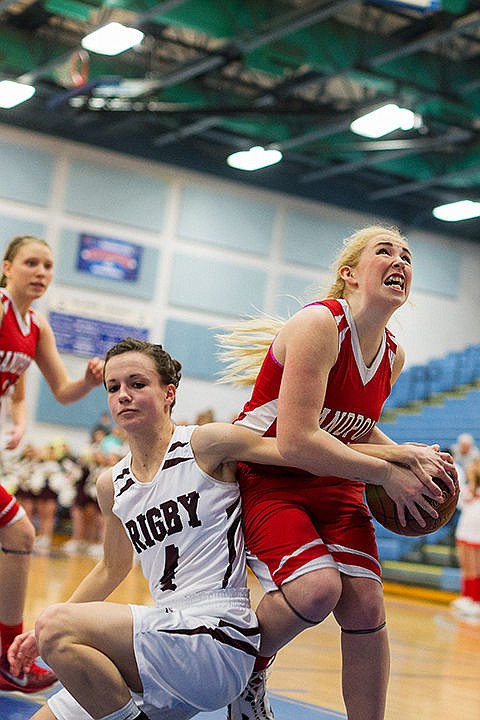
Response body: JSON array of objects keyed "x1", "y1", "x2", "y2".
[
  {"x1": 0, "y1": 25, "x2": 145, "y2": 81},
  {"x1": 44, "y1": 0, "x2": 101, "y2": 21}
]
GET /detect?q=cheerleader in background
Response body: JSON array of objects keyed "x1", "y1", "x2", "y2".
[
  {"x1": 452, "y1": 455, "x2": 480, "y2": 617},
  {"x1": 63, "y1": 445, "x2": 110, "y2": 558},
  {"x1": 15, "y1": 444, "x2": 81, "y2": 554}
]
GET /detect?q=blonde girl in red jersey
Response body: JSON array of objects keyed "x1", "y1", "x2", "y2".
[
  {"x1": 0, "y1": 235, "x2": 103, "y2": 693},
  {"x1": 219, "y1": 225, "x2": 457, "y2": 720}
]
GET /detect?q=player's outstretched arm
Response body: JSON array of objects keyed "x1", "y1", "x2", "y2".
[
  {"x1": 191, "y1": 422, "x2": 289, "y2": 477},
  {"x1": 34, "y1": 316, "x2": 103, "y2": 404}
]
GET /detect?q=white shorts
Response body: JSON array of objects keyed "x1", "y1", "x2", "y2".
[
  {"x1": 48, "y1": 593, "x2": 260, "y2": 720},
  {"x1": 456, "y1": 499, "x2": 480, "y2": 546}
]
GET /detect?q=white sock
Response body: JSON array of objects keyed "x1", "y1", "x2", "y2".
[{"x1": 100, "y1": 698, "x2": 142, "y2": 720}]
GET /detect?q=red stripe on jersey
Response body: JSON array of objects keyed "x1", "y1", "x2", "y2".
[
  {"x1": 0, "y1": 486, "x2": 22, "y2": 528},
  {"x1": 0, "y1": 291, "x2": 40, "y2": 397}
]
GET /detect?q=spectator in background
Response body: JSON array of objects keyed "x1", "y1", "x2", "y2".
[
  {"x1": 63, "y1": 436, "x2": 106, "y2": 557},
  {"x1": 15, "y1": 443, "x2": 60, "y2": 554},
  {"x1": 451, "y1": 433, "x2": 479, "y2": 474},
  {"x1": 16, "y1": 443, "x2": 81, "y2": 555},
  {"x1": 91, "y1": 411, "x2": 113, "y2": 437},
  {"x1": 90, "y1": 426, "x2": 107, "y2": 448},
  {"x1": 451, "y1": 455, "x2": 480, "y2": 617},
  {"x1": 100, "y1": 423, "x2": 128, "y2": 456},
  {"x1": 439, "y1": 447, "x2": 465, "y2": 565},
  {"x1": 9, "y1": 444, "x2": 41, "y2": 494},
  {"x1": 195, "y1": 408, "x2": 216, "y2": 426},
  {"x1": 449, "y1": 433, "x2": 478, "y2": 552}
]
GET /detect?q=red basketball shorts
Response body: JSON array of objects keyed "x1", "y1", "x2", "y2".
[{"x1": 238, "y1": 464, "x2": 382, "y2": 592}]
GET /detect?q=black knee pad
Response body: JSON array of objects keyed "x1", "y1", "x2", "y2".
[
  {"x1": 1, "y1": 546, "x2": 32, "y2": 555},
  {"x1": 341, "y1": 621, "x2": 386, "y2": 635},
  {"x1": 280, "y1": 587, "x2": 320, "y2": 626}
]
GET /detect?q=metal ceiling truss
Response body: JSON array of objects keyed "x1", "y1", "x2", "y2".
[{"x1": 1, "y1": 0, "x2": 480, "y2": 238}]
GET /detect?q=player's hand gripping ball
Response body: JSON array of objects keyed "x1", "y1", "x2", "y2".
[{"x1": 365, "y1": 477, "x2": 459, "y2": 537}]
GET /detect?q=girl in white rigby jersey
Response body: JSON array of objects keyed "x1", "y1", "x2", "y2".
[{"x1": 8, "y1": 337, "x2": 294, "y2": 720}]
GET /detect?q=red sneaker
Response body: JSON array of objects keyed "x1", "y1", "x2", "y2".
[{"x1": 0, "y1": 653, "x2": 57, "y2": 694}]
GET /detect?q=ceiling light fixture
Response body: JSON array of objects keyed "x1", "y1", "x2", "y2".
[
  {"x1": 81, "y1": 22, "x2": 145, "y2": 56},
  {"x1": 350, "y1": 103, "x2": 421, "y2": 138},
  {"x1": 379, "y1": 0, "x2": 441, "y2": 10},
  {"x1": 432, "y1": 200, "x2": 480, "y2": 222},
  {"x1": 227, "y1": 146, "x2": 283, "y2": 171},
  {"x1": 0, "y1": 80, "x2": 35, "y2": 109}
]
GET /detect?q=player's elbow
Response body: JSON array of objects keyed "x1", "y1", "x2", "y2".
[
  {"x1": 103, "y1": 552, "x2": 134, "y2": 583},
  {"x1": 51, "y1": 387, "x2": 76, "y2": 405},
  {"x1": 277, "y1": 433, "x2": 309, "y2": 467}
]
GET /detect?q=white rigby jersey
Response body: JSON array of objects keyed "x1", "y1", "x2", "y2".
[{"x1": 112, "y1": 424, "x2": 248, "y2": 608}]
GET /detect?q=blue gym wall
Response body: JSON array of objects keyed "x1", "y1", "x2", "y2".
[{"x1": 0, "y1": 122, "x2": 479, "y2": 446}]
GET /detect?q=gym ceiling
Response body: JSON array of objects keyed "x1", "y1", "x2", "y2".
[{"x1": 1, "y1": 0, "x2": 480, "y2": 241}]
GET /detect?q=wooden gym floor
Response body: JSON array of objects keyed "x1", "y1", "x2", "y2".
[{"x1": 1, "y1": 546, "x2": 479, "y2": 719}]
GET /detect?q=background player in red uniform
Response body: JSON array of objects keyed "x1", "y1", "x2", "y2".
[
  {"x1": 219, "y1": 225, "x2": 457, "y2": 720},
  {"x1": 0, "y1": 235, "x2": 103, "y2": 693}
]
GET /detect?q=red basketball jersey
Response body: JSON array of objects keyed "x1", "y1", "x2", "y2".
[
  {"x1": 234, "y1": 299, "x2": 398, "y2": 586},
  {"x1": 235, "y1": 298, "x2": 397, "y2": 447},
  {"x1": 0, "y1": 290, "x2": 40, "y2": 397}
]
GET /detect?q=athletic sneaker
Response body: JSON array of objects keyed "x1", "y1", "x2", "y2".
[
  {"x1": 33, "y1": 535, "x2": 51, "y2": 555},
  {"x1": 62, "y1": 538, "x2": 88, "y2": 555},
  {"x1": 227, "y1": 669, "x2": 274, "y2": 720},
  {"x1": 451, "y1": 596, "x2": 477, "y2": 614},
  {"x1": 0, "y1": 653, "x2": 57, "y2": 693},
  {"x1": 86, "y1": 542, "x2": 104, "y2": 558}
]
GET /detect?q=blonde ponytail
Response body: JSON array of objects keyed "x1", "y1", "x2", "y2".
[
  {"x1": 216, "y1": 314, "x2": 285, "y2": 386},
  {"x1": 217, "y1": 225, "x2": 405, "y2": 386}
]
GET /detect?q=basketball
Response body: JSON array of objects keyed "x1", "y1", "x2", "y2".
[{"x1": 365, "y1": 477, "x2": 459, "y2": 537}]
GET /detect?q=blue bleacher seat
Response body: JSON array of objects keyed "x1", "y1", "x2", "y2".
[
  {"x1": 381, "y1": 344, "x2": 480, "y2": 445},
  {"x1": 380, "y1": 386, "x2": 480, "y2": 447}
]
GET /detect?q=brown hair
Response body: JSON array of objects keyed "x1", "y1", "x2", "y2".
[
  {"x1": 1, "y1": 235, "x2": 51, "y2": 287},
  {"x1": 217, "y1": 224, "x2": 407, "y2": 386},
  {"x1": 104, "y1": 337, "x2": 182, "y2": 410}
]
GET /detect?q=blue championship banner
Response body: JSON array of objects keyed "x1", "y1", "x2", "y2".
[
  {"x1": 49, "y1": 311, "x2": 149, "y2": 358},
  {"x1": 77, "y1": 233, "x2": 143, "y2": 282}
]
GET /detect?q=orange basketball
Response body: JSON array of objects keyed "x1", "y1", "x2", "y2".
[{"x1": 365, "y1": 477, "x2": 459, "y2": 537}]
